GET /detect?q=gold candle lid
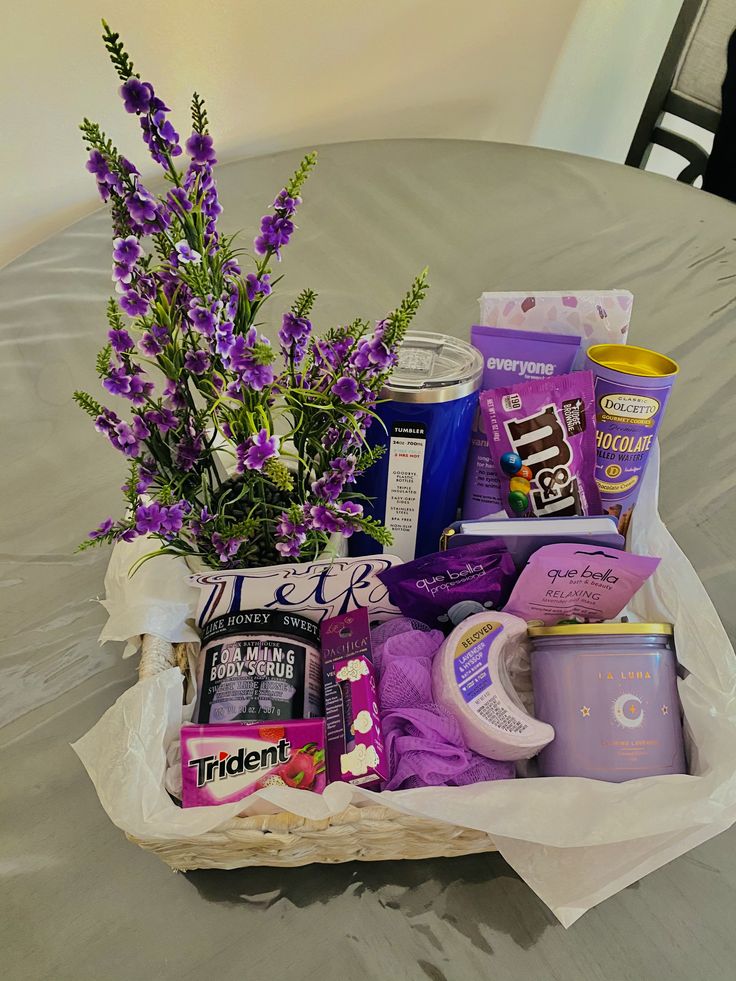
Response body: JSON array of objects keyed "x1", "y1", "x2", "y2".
[{"x1": 528, "y1": 622, "x2": 674, "y2": 637}]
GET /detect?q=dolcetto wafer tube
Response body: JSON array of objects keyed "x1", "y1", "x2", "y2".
[{"x1": 586, "y1": 344, "x2": 678, "y2": 536}]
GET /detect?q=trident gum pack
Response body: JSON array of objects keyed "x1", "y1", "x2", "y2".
[{"x1": 180, "y1": 719, "x2": 327, "y2": 808}]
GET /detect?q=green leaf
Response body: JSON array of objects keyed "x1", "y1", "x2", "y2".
[
  {"x1": 95, "y1": 344, "x2": 112, "y2": 377},
  {"x1": 73, "y1": 390, "x2": 104, "y2": 418},
  {"x1": 292, "y1": 771, "x2": 304, "y2": 785},
  {"x1": 291, "y1": 287, "x2": 317, "y2": 319},
  {"x1": 190, "y1": 92, "x2": 209, "y2": 135},
  {"x1": 382, "y1": 267, "x2": 430, "y2": 349},
  {"x1": 284, "y1": 152, "x2": 317, "y2": 199},
  {"x1": 101, "y1": 20, "x2": 137, "y2": 81}
]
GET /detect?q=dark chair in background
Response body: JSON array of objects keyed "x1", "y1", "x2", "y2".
[{"x1": 626, "y1": 0, "x2": 729, "y2": 186}]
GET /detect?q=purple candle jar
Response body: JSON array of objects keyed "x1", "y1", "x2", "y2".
[{"x1": 529, "y1": 622, "x2": 686, "y2": 782}]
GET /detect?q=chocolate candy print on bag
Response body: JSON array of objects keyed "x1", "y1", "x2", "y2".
[{"x1": 480, "y1": 371, "x2": 602, "y2": 519}]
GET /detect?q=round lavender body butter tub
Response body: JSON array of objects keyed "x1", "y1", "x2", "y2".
[
  {"x1": 529, "y1": 622, "x2": 686, "y2": 782},
  {"x1": 194, "y1": 609, "x2": 322, "y2": 724},
  {"x1": 586, "y1": 343, "x2": 678, "y2": 536}
]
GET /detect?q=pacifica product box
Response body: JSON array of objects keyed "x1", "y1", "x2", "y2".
[{"x1": 320, "y1": 608, "x2": 388, "y2": 790}]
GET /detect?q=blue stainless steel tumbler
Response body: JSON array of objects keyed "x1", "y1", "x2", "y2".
[{"x1": 350, "y1": 331, "x2": 483, "y2": 560}]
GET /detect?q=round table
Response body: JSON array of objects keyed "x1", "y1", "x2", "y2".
[{"x1": 3, "y1": 140, "x2": 735, "y2": 980}]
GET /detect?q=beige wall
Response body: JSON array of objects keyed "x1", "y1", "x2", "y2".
[{"x1": 1, "y1": 0, "x2": 679, "y2": 268}]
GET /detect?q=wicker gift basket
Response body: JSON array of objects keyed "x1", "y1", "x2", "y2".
[{"x1": 128, "y1": 635, "x2": 497, "y2": 870}]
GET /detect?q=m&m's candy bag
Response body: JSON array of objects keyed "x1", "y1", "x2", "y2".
[{"x1": 479, "y1": 371, "x2": 602, "y2": 519}]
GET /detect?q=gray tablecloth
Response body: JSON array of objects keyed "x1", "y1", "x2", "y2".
[{"x1": 3, "y1": 140, "x2": 735, "y2": 980}]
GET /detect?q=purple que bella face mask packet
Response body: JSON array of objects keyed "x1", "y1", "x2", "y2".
[
  {"x1": 480, "y1": 370, "x2": 602, "y2": 519},
  {"x1": 504, "y1": 543, "x2": 660, "y2": 625},
  {"x1": 463, "y1": 326, "x2": 581, "y2": 519},
  {"x1": 377, "y1": 538, "x2": 517, "y2": 633}
]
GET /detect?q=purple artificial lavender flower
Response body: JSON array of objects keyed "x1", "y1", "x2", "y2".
[
  {"x1": 140, "y1": 108, "x2": 182, "y2": 165},
  {"x1": 126, "y1": 186, "x2": 159, "y2": 224},
  {"x1": 224, "y1": 286, "x2": 239, "y2": 321},
  {"x1": 311, "y1": 471, "x2": 345, "y2": 502},
  {"x1": 118, "y1": 156, "x2": 139, "y2": 176},
  {"x1": 160, "y1": 501, "x2": 187, "y2": 536},
  {"x1": 135, "y1": 502, "x2": 163, "y2": 534},
  {"x1": 211, "y1": 532, "x2": 243, "y2": 564},
  {"x1": 215, "y1": 320, "x2": 235, "y2": 358},
  {"x1": 188, "y1": 297, "x2": 219, "y2": 336},
  {"x1": 190, "y1": 506, "x2": 214, "y2": 536},
  {"x1": 350, "y1": 332, "x2": 395, "y2": 373},
  {"x1": 139, "y1": 331, "x2": 162, "y2": 356},
  {"x1": 323, "y1": 425, "x2": 340, "y2": 448},
  {"x1": 108, "y1": 328, "x2": 135, "y2": 354},
  {"x1": 275, "y1": 512, "x2": 308, "y2": 540},
  {"x1": 175, "y1": 431, "x2": 203, "y2": 471},
  {"x1": 278, "y1": 312, "x2": 311, "y2": 361},
  {"x1": 167, "y1": 186, "x2": 193, "y2": 216},
  {"x1": 136, "y1": 458, "x2": 157, "y2": 493},
  {"x1": 111, "y1": 420, "x2": 140, "y2": 457},
  {"x1": 238, "y1": 362, "x2": 274, "y2": 391},
  {"x1": 93, "y1": 407, "x2": 120, "y2": 433},
  {"x1": 114, "y1": 526, "x2": 139, "y2": 543},
  {"x1": 332, "y1": 376, "x2": 359, "y2": 403},
  {"x1": 119, "y1": 290, "x2": 149, "y2": 318},
  {"x1": 86, "y1": 150, "x2": 111, "y2": 180},
  {"x1": 175, "y1": 239, "x2": 201, "y2": 265},
  {"x1": 112, "y1": 235, "x2": 142, "y2": 266},
  {"x1": 126, "y1": 370, "x2": 155, "y2": 406},
  {"x1": 225, "y1": 380, "x2": 244, "y2": 402},
  {"x1": 131, "y1": 415, "x2": 150, "y2": 440},
  {"x1": 120, "y1": 77, "x2": 154, "y2": 114},
  {"x1": 236, "y1": 429, "x2": 280, "y2": 472},
  {"x1": 185, "y1": 132, "x2": 217, "y2": 164},
  {"x1": 254, "y1": 214, "x2": 294, "y2": 258},
  {"x1": 333, "y1": 500, "x2": 363, "y2": 538},
  {"x1": 86, "y1": 151, "x2": 123, "y2": 201},
  {"x1": 88, "y1": 517, "x2": 114, "y2": 540},
  {"x1": 309, "y1": 504, "x2": 341, "y2": 534},
  {"x1": 275, "y1": 539, "x2": 303, "y2": 558},
  {"x1": 245, "y1": 273, "x2": 272, "y2": 302},
  {"x1": 144, "y1": 406, "x2": 179, "y2": 433},
  {"x1": 163, "y1": 378, "x2": 188, "y2": 410},
  {"x1": 273, "y1": 189, "x2": 300, "y2": 215},
  {"x1": 112, "y1": 262, "x2": 134, "y2": 292},
  {"x1": 184, "y1": 350, "x2": 211, "y2": 375},
  {"x1": 224, "y1": 334, "x2": 275, "y2": 390},
  {"x1": 103, "y1": 364, "x2": 132, "y2": 397},
  {"x1": 222, "y1": 258, "x2": 241, "y2": 278},
  {"x1": 199, "y1": 168, "x2": 221, "y2": 218},
  {"x1": 331, "y1": 455, "x2": 357, "y2": 481}
]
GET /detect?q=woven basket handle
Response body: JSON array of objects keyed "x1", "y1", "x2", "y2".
[{"x1": 138, "y1": 634, "x2": 189, "y2": 680}]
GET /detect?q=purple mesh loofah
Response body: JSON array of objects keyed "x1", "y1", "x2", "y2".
[
  {"x1": 371, "y1": 616, "x2": 432, "y2": 674},
  {"x1": 373, "y1": 622, "x2": 515, "y2": 790},
  {"x1": 383, "y1": 705, "x2": 515, "y2": 790}
]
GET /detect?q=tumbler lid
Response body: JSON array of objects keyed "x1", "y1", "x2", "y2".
[{"x1": 382, "y1": 331, "x2": 483, "y2": 403}]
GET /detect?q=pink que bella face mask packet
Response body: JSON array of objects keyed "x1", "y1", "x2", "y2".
[
  {"x1": 480, "y1": 370, "x2": 602, "y2": 519},
  {"x1": 504, "y1": 543, "x2": 660, "y2": 625}
]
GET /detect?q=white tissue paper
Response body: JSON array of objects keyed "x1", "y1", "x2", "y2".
[
  {"x1": 98, "y1": 535, "x2": 200, "y2": 656},
  {"x1": 73, "y1": 443, "x2": 736, "y2": 927}
]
